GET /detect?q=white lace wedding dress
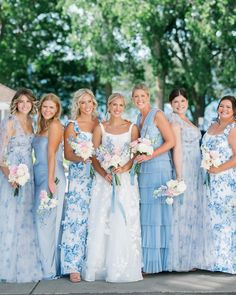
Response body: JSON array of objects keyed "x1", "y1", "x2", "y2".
[{"x1": 83, "y1": 123, "x2": 143, "y2": 282}]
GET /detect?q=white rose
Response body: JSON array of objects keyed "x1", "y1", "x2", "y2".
[{"x1": 166, "y1": 197, "x2": 174, "y2": 205}]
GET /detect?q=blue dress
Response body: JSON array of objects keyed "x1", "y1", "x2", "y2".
[
  {"x1": 60, "y1": 121, "x2": 93, "y2": 275},
  {"x1": 33, "y1": 136, "x2": 66, "y2": 279},
  {"x1": 0, "y1": 115, "x2": 42, "y2": 282},
  {"x1": 201, "y1": 123, "x2": 236, "y2": 274},
  {"x1": 137, "y1": 108, "x2": 173, "y2": 273},
  {"x1": 167, "y1": 113, "x2": 204, "y2": 271}
]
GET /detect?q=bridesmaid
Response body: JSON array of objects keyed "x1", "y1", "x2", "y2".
[
  {"x1": 60, "y1": 89, "x2": 98, "y2": 283},
  {"x1": 201, "y1": 95, "x2": 236, "y2": 274},
  {"x1": 0, "y1": 88, "x2": 42, "y2": 282},
  {"x1": 132, "y1": 83, "x2": 175, "y2": 273},
  {"x1": 167, "y1": 88, "x2": 203, "y2": 271},
  {"x1": 33, "y1": 93, "x2": 66, "y2": 279}
]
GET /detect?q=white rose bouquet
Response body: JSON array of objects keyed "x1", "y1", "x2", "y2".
[
  {"x1": 201, "y1": 147, "x2": 221, "y2": 170},
  {"x1": 153, "y1": 179, "x2": 187, "y2": 205},
  {"x1": 8, "y1": 163, "x2": 30, "y2": 197},
  {"x1": 129, "y1": 137, "x2": 154, "y2": 183}
]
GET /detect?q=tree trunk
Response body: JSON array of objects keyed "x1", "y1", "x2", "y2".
[
  {"x1": 104, "y1": 81, "x2": 112, "y2": 112},
  {"x1": 155, "y1": 75, "x2": 165, "y2": 109}
]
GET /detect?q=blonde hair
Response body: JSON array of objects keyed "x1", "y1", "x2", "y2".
[
  {"x1": 36, "y1": 93, "x2": 62, "y2": 134},
  {"x1": 131, "y1": 83, "x2": 150, "y2": 98},
  {"x1": 107, "y1": 93, "x2": 126, "y2": 111},
  {"x1": 10, "y1": 88, "x2": 37, "y2": 115},
  {"x1": 71, "y1": 89, "x2": 97, "y2": 120}
]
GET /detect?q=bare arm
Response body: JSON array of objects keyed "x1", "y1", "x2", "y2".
[
  {"x1": 209, "y1": 126, "x2": 236, "y2": 173},
  {"x1": 171, "y1": 124, "x2": 182, "y2": 179},
  {"x1": 48, "y1": 120, "x2": 63, "y2": 193},
  {"x1": 136, "y1": 111, "x2": 175, "y2": 163},
  {"x1": 113, "y1": 124, "x2": 139, "y2": 174},
  {"x1": 0, "y1": 119, "x2": 14, "y2": 180},
  {"x1": 91, "y1": 124, "x2": 112, "y2": 183},
  {"x1": 64, "y1": 123, "x2": 84, "y2": 162}
]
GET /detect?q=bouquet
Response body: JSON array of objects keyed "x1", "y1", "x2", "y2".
[
  {"x1": 201, "y1": 147, "x2": 221, "y2": 170},
  {"x1": 153, "y1": 179, "x2": 187, "y2": 205},
  {"x1": 37, "y1": 178, "x2": 60, "y2": 213},
  {"x1": 201, "y1": 147, "x2": 221, "y2": 185},
  {"x1": 8, "y1": 163, "x2": 30, "y2": 197},
  {"x1": 96, "y1": 138, "x2": 130, "y2": 185},
  {"x1": 130, "y1": 137, "x2": 154, "y2": 183},
  {"x1": 68, "y1": 136, "x2": 94, "y2": 177}
]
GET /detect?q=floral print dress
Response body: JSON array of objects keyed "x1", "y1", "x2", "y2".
[
  {"x1": 60, "y1": 121, "x2": 93, "y2": 274},
  {"x1": 201, "y1": 123, "x2": 236, "y2": 274}
]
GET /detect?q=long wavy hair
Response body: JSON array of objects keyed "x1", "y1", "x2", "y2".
[
  {"x1": 36, "y1": 93, "x2": 62, "y2": 134},
  {"x1": 10, "y1": 88, "x2": 37, "y2": 115},
  {"x1": 70, "y1": 88, "x2": 97, "y2": 120}
]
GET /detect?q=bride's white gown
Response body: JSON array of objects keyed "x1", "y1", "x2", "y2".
[{"x1": 84, "y1": 123, "x2": 143, "y2": 282}]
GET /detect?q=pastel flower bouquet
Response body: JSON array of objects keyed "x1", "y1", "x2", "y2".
[
  {"x1": 8, "y1": 163, "x2": 30, "y2": 197},
  {"x1": 95, "y1": 142, "x2": 129, "y2": 185},
  {"x1": 68, "y1": 136, "x2": 94, "y2": 177},
  {"x1": 37, "y1": 177, "x2": 60, "y2": 213},
  {"x1": 130, "y1": 137, "x2": 154, "y2": 184},
  {"x1": 153, "y1": 179, "x2": 187, "y2": 205}
]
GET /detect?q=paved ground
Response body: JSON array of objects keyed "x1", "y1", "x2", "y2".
[{"x1": 0, "y1": 271, "x2": 236, "y2": 295}]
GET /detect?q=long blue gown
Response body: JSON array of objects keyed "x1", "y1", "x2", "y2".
[
  {"x1": 0, "y1": 115, "x2": 43, "y2": 282},
  {"x1": 60, "y1": 121, "x2": 93, "y2": 275},
  {"x1": 167, "y1": 112, "x2": 204, "y2": 271},
  {"x1": 33, "y1": 136, "x2": 66, "y2": 279},
  {"x1": 137, "y1": 108, "x2": 173, "y2": 273}
]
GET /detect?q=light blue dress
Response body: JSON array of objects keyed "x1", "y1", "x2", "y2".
[
  {"x1": 60, "y1": 121, "x2": 93, "y2": 275},
  {"x1": 201, "y1": 123, "x2": 236, "y2": 274},
  {"x1": 137, "y1": 108, "x2": 173, "y2": 273},
  {"x1": 33, "y1": 135, "x2": 66, "y2": 279},
  {"x1": 167, "y1": 113, "x2": 204, "y2": 271},
  {"x1": 0, "y1": 115, "x2": 42, "y2": 282}
]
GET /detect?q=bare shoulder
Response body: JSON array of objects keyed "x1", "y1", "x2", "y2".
[{"x1": 49, "y1": 119, "x2": 63, "y2": 133}]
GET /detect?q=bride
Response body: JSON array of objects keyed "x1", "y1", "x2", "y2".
[{"x1": 84, "y1": 93, "x2": 143, "y2": 282}]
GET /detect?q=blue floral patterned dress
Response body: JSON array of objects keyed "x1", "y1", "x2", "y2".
[
  {"x1": 0, "y1": 115, "x2": 42, "y2": 282},
  {"x1": 201, "y1": 123, "x2": 236, "y2": 274},
  {"x1": 60, "y1": 121, "x2": 93, "y2": 275}
]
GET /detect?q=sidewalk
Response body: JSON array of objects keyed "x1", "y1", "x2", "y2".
[{"x1": 0, "y1": 271, "x2": 236, "y2": 295}]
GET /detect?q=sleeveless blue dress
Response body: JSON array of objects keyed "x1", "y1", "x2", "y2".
[
  {"x1": 0, "y1": 115, "x2": 43, "y2": 282},
  {"x1": 60, "y1": 121, "x2": 94, "y2": 275},
  {"x1": 33, "y1": 136, "x2": 66, "y2": 279},
  {"x1": 137, "y1": 108, "x2": 173, "y2": 273},
  {"x1": 167, "y1": 112, "x2": 204, "y2": 271}
]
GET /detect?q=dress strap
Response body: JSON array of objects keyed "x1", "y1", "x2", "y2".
[
  {"x1": 67, "y1": 120, "x2": 80, "y2": 134},
  {"x1": 144, "y1": 108, "x2": 159, "y2": 125},
  {"x1": 224, "y1": 123, "x2": 236, "y2": 137},
  {"x1": 128, "y1": 123, "x2": 134, "y2": 135},
  {"x1": 99, "y1": 122, "x2": 106, "y2": 135}
]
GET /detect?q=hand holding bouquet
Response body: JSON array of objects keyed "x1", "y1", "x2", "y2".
[
  {"x1": 201, "y1": 147, "x2": 221, "y2": 170},
  {"x1": 130, "y1": 137, "x2": 154, "y2": 182},
  {"x1": 38, "y1": 178, "x2": 60, "y2": 213},
  {"x1": 69, "y1": 137, "x2": 94, "y2": 177},
  {"x1": 153, "y1": 179, "x2": 187, "y2": 205},
  {"x1": 8, "y1": 163, "x2": 30, "y2": 197}
]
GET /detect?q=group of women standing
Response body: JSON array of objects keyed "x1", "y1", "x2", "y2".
[{"x1": 0, "y1": 84, "x2": 235, "y2": 283}]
